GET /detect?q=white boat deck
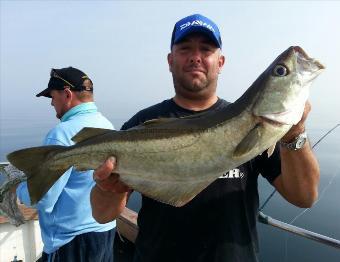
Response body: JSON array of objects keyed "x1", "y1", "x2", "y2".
[{"x1": 0, "y1": 204, "x2": 42, "y2": 262}]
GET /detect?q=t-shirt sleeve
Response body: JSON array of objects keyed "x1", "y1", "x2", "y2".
[
  {"x1": 254, "y1": 144, "x2": 281, "y2": 184},
  {"x1": 37, "y1": 126, "x2": 72, "y2": 211},
  {"x1": 120, "y1": 100, "x2": 169, "y2": 130},
  {"x1": 121, "y1": 112, "x2": 145, "y2": 130},
  {"x1": 16, "y1": 181, "x2": 33, "y2": 207},
  {"x1": 16, "y1": 126, "x2": 69, "y2": 207},
  {"x1": 43, "y1": 125, "x2": 69, "y2": 146}
]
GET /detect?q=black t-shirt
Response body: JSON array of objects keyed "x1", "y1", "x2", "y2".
[{"x1": 121, "y1": 98, "x2": 281, "y2": 262}]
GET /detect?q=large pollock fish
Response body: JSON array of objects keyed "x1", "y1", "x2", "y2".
[{"x1": 7, "y1": 46, "x2": 324, "y2": 207}]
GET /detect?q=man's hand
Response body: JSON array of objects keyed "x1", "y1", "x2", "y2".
[
  {"x1": 93, "y1": 157, "x2": 131, "y2": 194},
  {"x1": 91, "y1": 157, "x2": 131, "y2": 223},
  {"x1": 281, "y1": 101, "x2": 311, "y2": 143}
]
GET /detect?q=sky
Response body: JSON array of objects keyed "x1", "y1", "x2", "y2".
[
  {"x1": 1, "y1": 2, "x2": 340, "y2": 258},
  {"x1": 1, "y1": 1, "x2": 340, "y2": 131}
]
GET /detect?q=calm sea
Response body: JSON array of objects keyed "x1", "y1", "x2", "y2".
[{"x1": 1, "y1": 117, "x2": 339, "y2": 261}]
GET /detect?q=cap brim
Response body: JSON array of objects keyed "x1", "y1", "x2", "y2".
[
  {"x1": 36, "y1": 87, "x2": 52, "y2": 98},
  {"x1": 174, "y1": 27, "x2": 221, "y2": 49}
]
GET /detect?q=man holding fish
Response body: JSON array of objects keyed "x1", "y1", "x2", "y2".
[{"x1": 91, "y1": 14, "x2": 321, "y2": 261}]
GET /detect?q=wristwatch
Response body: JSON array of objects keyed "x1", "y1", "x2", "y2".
[{"x1": 280, "y1": 131, "x2": 308, "y2": 150}]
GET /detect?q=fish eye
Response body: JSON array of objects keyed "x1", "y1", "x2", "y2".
[{"x1": 273, "y1": 64, "x2": 288, "y2": 77}]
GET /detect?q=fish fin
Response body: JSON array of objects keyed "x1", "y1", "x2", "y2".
[
  {"x1": 121, "y1": 175, "x2": 213, "y2": 207},
  {"x1": 27, "y1": 166, "x2": 70, "y2": 204},
  {"x1": 7, "y1": 145, "x2": 68, "y2": 204},
  {"x1": 71, "y1": 127, "x2": 113, "y2": 143},
  {"x1": 233, "y1": 125, "x2": 262, "y2": 158},
  {"x1": 142, "y1": 118, "x2": 172, "y2": 126},
  {"x1": 142, "y1": 112, "x2": 209, "y2": 127},
  {"x1": 267, "y1": 144, "x2": 276, "y2": 157}
]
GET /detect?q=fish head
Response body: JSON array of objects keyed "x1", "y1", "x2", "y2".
[{"x1": 252, "y1": 46, "x2": 324, "y2": 126}]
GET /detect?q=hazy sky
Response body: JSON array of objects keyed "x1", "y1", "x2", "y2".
[{"x1": 1, "y1": 1, "x2": 339, "y2": 130}]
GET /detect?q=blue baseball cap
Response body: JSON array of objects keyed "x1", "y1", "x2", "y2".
[{"x1": 170, "y1": 14, "x2": 222, "y2": 49}]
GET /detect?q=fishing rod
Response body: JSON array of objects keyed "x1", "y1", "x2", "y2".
[
  {"x1": 259, "y1": 123, "x2": 340, "y2": 249},
  {"x1": 312, "y1": 123, "x2": 340, "y2": 148},
  {"x1": 258, "y1": 212, "x2": 340, "y2": 249}
]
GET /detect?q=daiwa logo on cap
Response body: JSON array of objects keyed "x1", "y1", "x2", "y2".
[
  {"x1": 180, "y1": 20, "x2": 216, "y2": 33},
  {"x1": 171, "y1": 14, "x2": 222, "y2": 49}
]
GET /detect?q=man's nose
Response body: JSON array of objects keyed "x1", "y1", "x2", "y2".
[
  {"x1": 189, "y1": 49, "x2": 202, "y2": 64},
  {"x1": 190, "y1": 46, "x2": 202, "y2": 64}
]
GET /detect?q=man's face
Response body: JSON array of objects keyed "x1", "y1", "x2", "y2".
[
  {"x1": 50, "y1": 89, "x2": 69, "y2": 119},
  {"x1": 168, "y1": 33, "x2": 225, "y2": 99}
]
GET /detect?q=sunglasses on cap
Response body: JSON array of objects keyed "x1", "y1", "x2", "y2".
[
  {"x1": 50, "y1": 69, "x2": 93, "y2": 91},
  {"x1": 50, "y1": 68, "x2": 77, "y2": 89}
]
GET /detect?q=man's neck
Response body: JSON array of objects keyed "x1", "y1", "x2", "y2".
[
  {"x1": 69, "y1": 98, "x2": 93, "y2": 109},
  {"x1": 173, "y1": 95, "x2": 218, "y2": 111}
]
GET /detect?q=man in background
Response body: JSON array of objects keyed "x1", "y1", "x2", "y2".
[{"x1": 16, "y1": 67, "x2": 116, "y2": 261}]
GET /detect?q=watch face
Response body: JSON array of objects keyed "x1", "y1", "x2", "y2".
[
  {"x1": 280, "y1": 132, "x2": 307, "y2": 150},
  {"x1": 296, "y1": 136, "x2": 307, "y2": 149}
]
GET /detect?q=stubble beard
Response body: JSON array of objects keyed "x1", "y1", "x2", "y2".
[{"x1": 173, "y1": 73, "x2": 210, "y2": 94}]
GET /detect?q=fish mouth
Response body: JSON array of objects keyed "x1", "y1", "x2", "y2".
[
  {"x1": 293, "y1": 46, "x2": 325, "y2": 80},
  {"x1": 293, "y1": 46, "x2": 325, "y2": 69}
]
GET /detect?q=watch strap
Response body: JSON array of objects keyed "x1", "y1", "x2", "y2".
[{"x1": 280, "y1": 131, "x2": 307, "y2": 150}]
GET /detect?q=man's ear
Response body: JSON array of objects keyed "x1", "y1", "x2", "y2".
[
  {"x1": 218, "y1": 54, "x2": 226, "y2": 74},
  {"x1": 167, "y1": 53, "x2": 173, "y2": 73},
  {"x1": 64, "y1": 88, "x2": 73, "y2": 100}
]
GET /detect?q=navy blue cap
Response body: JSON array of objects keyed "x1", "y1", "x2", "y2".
[
  {"x1": 170, "y1": 14, "x2": 222, "y2": 49},
  {"x1": 36, "y1": 67, "x2": 93, "y2": 98}
]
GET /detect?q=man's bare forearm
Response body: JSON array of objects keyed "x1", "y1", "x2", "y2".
[
  {"x1": 90, "y1": 185, "x2": 129, "y2": 224},
  {"x1": 274, "y1": 141, "x2": 320, "y2": 208},
  {"x1": 273, "y1": 101, "x2": 320, "y2": 207},
  {"x1": 90, "y1": 157, "x2": 131, "y2": 223}
]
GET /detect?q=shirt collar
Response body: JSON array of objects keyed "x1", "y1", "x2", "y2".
[{"x1": 61, "y1": 102, "x2": 97, "y2": 122}]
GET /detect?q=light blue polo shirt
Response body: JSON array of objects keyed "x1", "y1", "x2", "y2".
[{"x1": 17, "y1": 102, "x2": 116, "y2": 254}]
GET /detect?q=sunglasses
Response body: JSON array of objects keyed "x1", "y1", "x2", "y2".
[
  {"x1": 50, "y1": 69, "x2": 93, "y2": 92},
  {"x1": 50, "y1": 69, "x2": 76, "y2": 89}
]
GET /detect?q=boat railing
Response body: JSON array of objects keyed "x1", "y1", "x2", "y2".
[{"x1": 1, "y1": 161, "x2": 340, "y2": 249}]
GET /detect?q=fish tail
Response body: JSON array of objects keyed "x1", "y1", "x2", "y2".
[{"x1": 7, "y1": 145, "x2": 69, "y2": 204}]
